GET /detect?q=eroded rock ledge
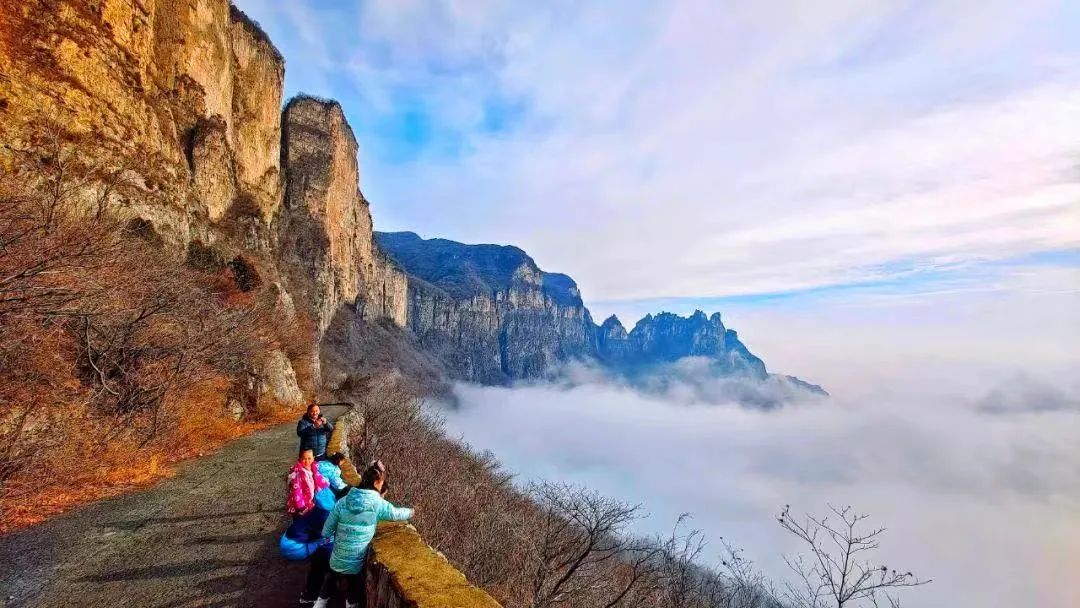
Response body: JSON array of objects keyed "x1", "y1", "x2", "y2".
[{"x1": 0, "y1": 0, "x2": 410, "y2": 388}]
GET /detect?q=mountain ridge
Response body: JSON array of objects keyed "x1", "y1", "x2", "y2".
[{"x1": 375, "y1": 231, "x2": 825, "y2": 401}]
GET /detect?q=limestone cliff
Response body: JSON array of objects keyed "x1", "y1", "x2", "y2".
[
  {"x1": 0, "y1": 0, "x2": 285, "y2": 247},
  {"x1": 599, "y1": 310, "x2": 768, "y2": 379},
  {"x1": 277, "y1": 97, "x2": 407, "y2": 339},
  {"x1": 0, "y1": 1, "x2": 408, "y2": 388},
  {"x1": 376, "y1": 232, "x2": 825, "y2": 397},
  {"x1": 375, "y1": 232, "x2": 593, "y2": 384}
]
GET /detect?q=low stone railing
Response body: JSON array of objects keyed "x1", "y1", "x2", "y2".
[
  {"x1": 327, "y1": 408, "x2": 502, "y2": 608},
  {"x1": 325, "y1": 406, "x2": 363, "y2": 486}
]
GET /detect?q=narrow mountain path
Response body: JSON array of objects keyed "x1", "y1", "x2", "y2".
[{"x1": 0, "y1": 406, "x2": 349, "y2": 608}]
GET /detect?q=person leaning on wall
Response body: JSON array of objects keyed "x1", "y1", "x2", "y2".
[
  {"x1": 312, "y1": 460, "x2": 413, "y2": 608},
  {"x1": 316, "y1": 452, "x2": 351, "y2": 503}
]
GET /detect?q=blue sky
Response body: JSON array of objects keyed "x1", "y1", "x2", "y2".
[{"x1": 235, "y1": 0, "x2": 1079, "y2": 369}]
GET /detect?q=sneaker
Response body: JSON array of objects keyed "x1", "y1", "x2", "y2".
[{"x1": 297, "y1": 593, "x2": 315, "y2": 606}]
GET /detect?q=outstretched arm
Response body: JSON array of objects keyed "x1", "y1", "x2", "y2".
[{"x1": 377, "y1": 497, "x2": 413, "y2": 522}]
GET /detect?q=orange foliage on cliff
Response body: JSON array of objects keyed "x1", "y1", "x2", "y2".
[{"x1": 0, "y1": 138, "x2": 311, "y2": 532}]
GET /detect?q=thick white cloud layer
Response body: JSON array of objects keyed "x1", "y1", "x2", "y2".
[
  {"x1": 444, "y1": 367, "x2": 1079, "y2": 608},
  {"x1": 443, "y1": 279, "x2": 1080, "y2": 608}
]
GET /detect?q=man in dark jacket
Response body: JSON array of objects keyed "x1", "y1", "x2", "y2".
[{"x1": 297, "y1": 403, "x2": 334, "y2": 457}]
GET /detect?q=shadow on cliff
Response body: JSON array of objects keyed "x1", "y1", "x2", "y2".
[{"x1": 320, "y1": 303, "x2": 452, "y2": 401}]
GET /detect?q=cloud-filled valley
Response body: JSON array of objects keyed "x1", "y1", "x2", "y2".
[{"x1": 443, "y1": 363, "x2": 1079, "y2": 607}]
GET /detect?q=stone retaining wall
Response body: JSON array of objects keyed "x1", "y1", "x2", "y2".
[{"x1": 327, "y1": 409, "x2": 502, "y2": 608}]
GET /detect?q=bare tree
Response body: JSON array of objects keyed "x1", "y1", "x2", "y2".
[
  {"x1": 654, "y1": 515, "x2": 708, "y2": 608},
  {"x1": 716, "y1": 540, "x2": 783, "y2": 608},
  {"x1": 0, "y1": 135, "x2": 299, "y2": 522},
  {"x1": 777, "y1": 505, "x2": 929, "y2": 608},
  {"x1": 523, "y1": 482, "x2": 661, "y2": 608}
]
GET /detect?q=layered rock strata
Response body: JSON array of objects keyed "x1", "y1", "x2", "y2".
[
  {"x1": 375, "y1": 232, "x2": 816, "y2": 392},
  {"x1": 375, "y1": 232, "x2": 593, "y2": 384},
  {"x1": 0, "y1": 0, "x2": 285, "y2": 247},
  {"x1": 597, "y1": 310, "x2": 768, "y2": 379},
  {"x1": 277, "y1": 97, "x2": 407, "y2": 338},
  {"x1": 0, "y1": 1, "x2": 408, "y2": 385}
]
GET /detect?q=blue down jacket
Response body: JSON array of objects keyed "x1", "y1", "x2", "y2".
[
  {"x1": 314, "y1": 460, "x2": 345, "y2": 512},
  {"x1": 296, "y1": 416, "x2": 334, "y2": 456},
  {"x1": 279, "y1": 509, "x2": 331, "y2": 561},
  {"x1": 322, "y1": 488, "x2": 413, "y2": 574}
]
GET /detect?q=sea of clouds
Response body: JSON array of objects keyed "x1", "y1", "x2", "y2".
[{"x1": 441, "y1": 363, "x2": 1079, "y2": 608}]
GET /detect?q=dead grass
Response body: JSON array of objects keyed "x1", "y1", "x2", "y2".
[
  {"x1": 0, "y1": 132, "x2": 314, "y2": 534},
  {"x1": 0, "y1": 383, "x2": 298, "y2": 534}
]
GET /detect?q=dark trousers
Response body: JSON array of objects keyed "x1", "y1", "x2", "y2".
[
  {"x1": 302, "y1": 547, "x2": 331, "y2": 600},
  {"x1": 318, "y1": 568, "x2": 364, "y2": 604}
]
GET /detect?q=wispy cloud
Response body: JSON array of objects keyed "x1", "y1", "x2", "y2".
[{"x1": 236, "y1": 0, "x2": 1080, "y2": 303}]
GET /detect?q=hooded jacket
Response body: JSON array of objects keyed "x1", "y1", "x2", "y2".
[
  {"x1": 286, "y1": 461, "x2": 328, "y2": 515},
  {"x1": 314, "y1": 460, "x2": 346, "y2": 512},
  {"x1": 316, "y1": 460, "x2": 347, "y2": 491},
  {"x1": 321, "y1": 488, "x2": 413, "y2": 574}
]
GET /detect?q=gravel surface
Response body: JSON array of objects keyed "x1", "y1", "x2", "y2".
[{"x1": 0, "y1": 406, "x2": 349, "y2": 608}]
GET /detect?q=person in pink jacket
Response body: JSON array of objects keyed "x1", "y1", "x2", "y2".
[{"x1": 287, "y1": 448, "x2": 329, "y2": 518}]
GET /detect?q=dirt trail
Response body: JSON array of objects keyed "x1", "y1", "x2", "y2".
[{"x1": 0, "y1": 406, "x2": 349, "y2": 608}]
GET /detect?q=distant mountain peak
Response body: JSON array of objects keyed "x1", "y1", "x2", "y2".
[
  {"x1": 375, "y1": 231, "x2": 823, "y2": 402},
  {"x1": 601, "y1": 314, "x2": 624, "y2": 328},
  {"x1": 374, "y1": 231, "x2": 583, "y2": 306}
]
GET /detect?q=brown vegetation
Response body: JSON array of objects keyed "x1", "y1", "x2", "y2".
[{"x1": 0, "y1": 136, "x2": 311, "y2": 532}]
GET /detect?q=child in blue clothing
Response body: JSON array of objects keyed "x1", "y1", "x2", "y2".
[
  {"x1": 313, "y1": 460, "x2": 413, "y2": 608},
  {"x1": 314, "y1": 452, "x2": 350, "y2": 512},
  {"x1": 280, "y1": 513, "x2": 332, "y2": 605}
]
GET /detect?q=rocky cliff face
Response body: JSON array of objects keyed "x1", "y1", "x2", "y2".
[
  {"x1": 375, "y1": 232, "x2": 822, "y2": 396},
  {"x1": 0, "y1": 0, "x2": 285, "y2": 247},
  {"x1": 375, "y1": 232, "x2": 593, "y2": 384},
  {"x1": 0, "y1": 0, "x2": 407, "y2": 388},
  {"x1": 599, "y1": 311, "x2": 768, "y2": 379},
  {"x1": 277, "y1": 97, "x2": 407, "y2": 338}
]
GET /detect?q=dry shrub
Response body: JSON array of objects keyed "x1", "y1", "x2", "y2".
[
  {"x1": 350, "y1": 380, "x2": 674, "y2": 607},
  {"x1": 281, "y1": 312, "x2": 318, "y2": 398},
  {"x1": 0, "y1": 136, "x2": 312, "y2": 531},
  {"x1": 352, "y1": 380, "x2": 529, "y2": 601}
]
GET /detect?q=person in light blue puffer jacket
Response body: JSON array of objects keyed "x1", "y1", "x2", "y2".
[
  {"x1": 314, "y1": 452, "x2": 349, "y2": 513},
  {"x1": 313, "y1": 460, "x2": 412, "y2": 608}
]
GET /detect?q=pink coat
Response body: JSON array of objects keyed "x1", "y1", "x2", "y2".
[{"x1": 286, "y1": 461, "x2": 328, "y2": 514}]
